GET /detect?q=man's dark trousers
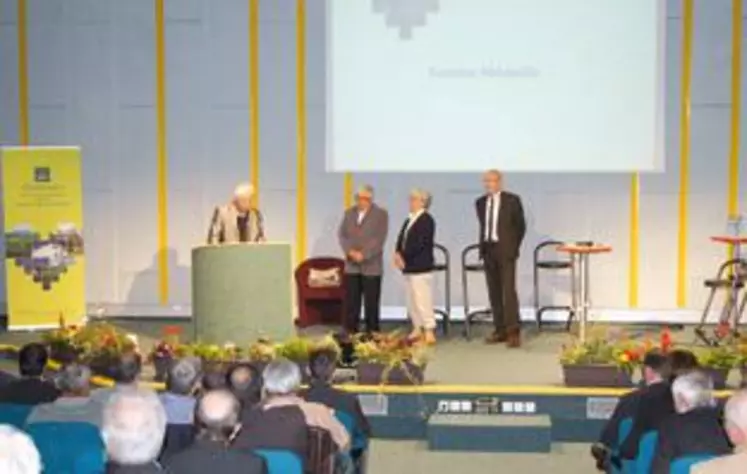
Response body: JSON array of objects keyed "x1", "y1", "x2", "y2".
[
  {"x1": 482, "y1": 241, "x2": 520, "y2": 335},
  {"x1": 344, "y1": 274, "x2": 381, "y2": 333}
]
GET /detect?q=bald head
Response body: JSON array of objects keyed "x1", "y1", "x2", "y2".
[
  {"x1": 196, "y1": 390, "x2": 241, "y2": 440},
  {"x1": 725, "y1": 390, "x2": 747, "y2": 447},
  {"x1": 482, "y1": 169, "x2": 503, "y2": 194}
]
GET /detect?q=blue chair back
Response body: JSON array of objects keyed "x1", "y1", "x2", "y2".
[
  {"x1": 26, "y1": 422, "x2": 105, "y2": 474},
  {"x1": 254, "y1": 449, "x2": 304, "y2": 474},
  {"x1": 635, "y1": 431, "x2": 659, "y2": 474},
  {"x1": 335, "y1": 410, "x2": 369, "y2": 451},
  {"x1": 0, "y1": 403, "x2": 33, "y2": 428},
  {"x1": 670, "y1": 455, "x2": 718, "y2": 474}
]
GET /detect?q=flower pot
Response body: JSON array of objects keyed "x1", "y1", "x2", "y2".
[
  {"x1": 562, "y1": 364, "x2": 633, "y2": 388},
  {"x1": 702, "y1": 367, "x2": 730, "y2": 390},
  {"x1": 152, "y1": 355, "x2": 172, "y2": 383},
  {"x1": 356, "y1": 361, "x2": 425, "y2": 385},
  {"x1": 48, "y1": 342, "x2": 80, "y2": 365}
]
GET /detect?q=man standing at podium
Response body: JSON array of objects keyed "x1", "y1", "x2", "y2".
[
  {"x1": 475, "y1": 170, "x2": 526, "y2": 348},
  {"x1": 207, "y1": 183, "x2": 265, "y2": 244},
  {"x1": 338, "y1": 185, "x2": 389, "y2": 334}
]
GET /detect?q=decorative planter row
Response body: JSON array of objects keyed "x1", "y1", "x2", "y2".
[
  {"x1": 562, "y1": 364, "x2": 743, "y2": 389},
  {"x1": 356, "y1": 361, "x2": 426, "y2": 385}
]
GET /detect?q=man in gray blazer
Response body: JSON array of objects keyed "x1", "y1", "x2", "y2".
[
  {"x1": 338, "y1": 185, "x2": 389, "y2": 334},
  {"x1": 207, "y1": 183, "x2": 265, "y2": 244}
]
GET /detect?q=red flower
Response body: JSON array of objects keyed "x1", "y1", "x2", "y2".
[
  {"x1": 660, "y1": 329, "x2": 673, "y2": 353},
  {"x1": 163, "y1": 325, "x2": 183, "y2": 337}
]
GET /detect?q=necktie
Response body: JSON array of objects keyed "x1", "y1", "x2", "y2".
[{"x1": 238, "y1": 214, "x2": 249, "y2": 242}]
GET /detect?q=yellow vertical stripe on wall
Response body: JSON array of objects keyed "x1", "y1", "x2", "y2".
[
  {"x1": 249, "y1": 0, "x2": 260, "y2": 204},
  {"x1": 16, "y1": 0, "x2": 29, "y2": 145},
  {"x1": 727, "y1": 0, "x2": 742, "y2": 222},
  {"x1": 155, "y1": 0, "x2": 169, "y2": 304},
  {"x1": 296, "y1": 0, "x2": 307, "y2": 262},
  {"x1": 344, "y1": 173, "x2": 353, "y2": 208},
  {"x1": 676, "y1": 0, "x2": 694, "y2": 308},
  {"x1": 628, "y1": 173, "x2": 640, "y2": 307}
]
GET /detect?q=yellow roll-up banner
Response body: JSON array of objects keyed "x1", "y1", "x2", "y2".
[{"x1": 2, "y1": 146, "x2": 85, "y2": 329}]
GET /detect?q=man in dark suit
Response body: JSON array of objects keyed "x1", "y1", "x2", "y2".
[
  {"x1": 165, "y1": 390, "x2": 266, "y2": 474},
  {"x1": 651, "y1": 370, "x2": 731, "y2": 474},
  {"x1": 395, "y1": 188, "x2": 437, "y2": 344},
  {"x1": 475, "y1": 169, "x2": 526, "y2": 347},
  {"x1": 338, "y1": 185, "x2": 389, "y2": 334},
  {"x1": 0, "y1": 343, "x2": 59, "y2": 405}
]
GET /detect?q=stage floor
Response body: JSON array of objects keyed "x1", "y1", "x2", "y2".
[{"x1": 0, "y1": 318, "x2": 721, "y2": 386}]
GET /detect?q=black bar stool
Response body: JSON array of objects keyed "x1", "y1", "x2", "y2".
[
  {"x1": 461, "y1": 243, "x2": 491, "y2": 340},
  {"x1": 433, "y1": 243, "x2": 451, "y2": 336},
  {"x1": 695, "y1": 258, "x2": 747, "y2": 346},
  {"x1": 533, "y1": 240, "x2": 574, "y2": 330}
]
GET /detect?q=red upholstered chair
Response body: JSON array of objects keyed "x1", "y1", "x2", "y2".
[{"x1": 295, "y1": 257, "x2": 346, "y2": 328}]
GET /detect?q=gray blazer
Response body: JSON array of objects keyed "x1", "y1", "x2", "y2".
[
  {"x1": 207, "y1": 204, "x2": 265, "y2": 244},
  {"x1": 338, "y1": 204, "x2": 389, "y2": 276}
]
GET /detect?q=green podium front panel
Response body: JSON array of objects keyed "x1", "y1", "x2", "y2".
[{"x1": 192, "y1": 243, "x2": 293, "y2": 343}]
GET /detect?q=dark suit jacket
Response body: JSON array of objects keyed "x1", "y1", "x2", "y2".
[
  {"x1": 651, "y1": 407, "x2": 731, "y2": 474},
  {"x1": 475, "y1": 191, "x2": 526, "y2": 259},
  {"x1": 106, "y1": 463, "x2": 162, "y2": 474},
  {"x1": 599, "y1": 389, "x2": 641, "y2": 449},
  {"x1": 302, "y1": 380, "x2": 371, "y2": 437},
  {"x1": 0, "y1": 370, "x2": 16, "y2": 388},
  {"x1": 165, "y1": 439, "x2": 266, "y2": 474},
  {"x1": 233, "y1": 404, "x2": 308, "y2": 462},
  {"x1": 619, "y1": 382, "x2": 675, "y2": 460},
  {"x1": 0, "y1": 377, "x2": 60, "y2": 405},
  {"x1": 395, "y1": 212, "x2": 435, "y2": 274}
]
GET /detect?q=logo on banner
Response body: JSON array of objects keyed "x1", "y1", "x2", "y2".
[
  {"x1": 34, "y1": 166, "x2": 51, "y2": 182},
  {"x1": 372, "y1": 0, "x2": 439, "y2": 40}
]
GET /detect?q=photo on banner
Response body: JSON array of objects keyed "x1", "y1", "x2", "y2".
[{"x1": 1, "y1": 146, "x2": 85, "y2": 329}]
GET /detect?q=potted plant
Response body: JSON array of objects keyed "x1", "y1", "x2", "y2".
[
  {"x1": 43, "y1": 325, "x2": 83, "y2": 364},
  {"x1": 275, "y1": 337, "x2": 314, "y2": 383},
  {"x1": 559, "y1": 331, "x2": 641, "y2": 388},
  {"x1": 190, "y1": 342, "x2": 242, "y2": 375},
  {"x1": 147, "y1": 326, "x2": 189, "y2": 382},
  {"x1": 695, "y1": 345, "x2": 738, "y2": 390},
  {"x1": 354, "y1": 331, "x2": 429, "y2": 385},
  {"x1": 74, "y1": 323, "x2": 138, "y2": 378},
  {"x1": 247, "y1": 338, "x2": 277, "y2": 374}
]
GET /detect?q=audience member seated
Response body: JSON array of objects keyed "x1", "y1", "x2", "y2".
[
  {"x1": 304, "y1": 347, "x2": 370, "y2": 443},
  {"x1": 0, "y1": 343, "x2": 60, "y2": 405},
  {"x1": 103, "y1": 388, "x2": 167, "y2": 473},
  {"x1": 202, "y1": 370, "x2": 228, "y2": 391},
  {"x1": 93, "y1": 352, "x2": 143, "y2": 405},
  {"x1": 0, "y1": 369, "x2": 16, "y2": 388},
  {"x1": 0, "y1": 424, "x2": 43, "y2": 474},
  {"x1": 233, "y1": 358, "x2": 350, "y2": 462},
  {"x1": 27, "y1": 363, "x2": 103, "y2": 428},
  {"x1": 226, "y1": 362, "x2": 262, "y2": 413},
  {"x1": 591, "y1": 351, "x2": 669, "y2": 471},
  {"x1": 651, "y1": 370, "x2": 731, "y2": 474},
  {"x1": 619, "y1": 349, "x2": 698, "y2": 461},
  {"x1": 693, "y1": 389, "x2": 747, "y2": 474},
  {"x1": 159, "y1": 358, "x2": 201, "y2": 461},
  {"x1": 164, "y1": 389, "x2": 266, "y2": 474}
]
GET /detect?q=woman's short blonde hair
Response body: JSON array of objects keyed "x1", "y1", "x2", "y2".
[{"x1": 409, "y1": 188, "x2": 432, "y2": 209}]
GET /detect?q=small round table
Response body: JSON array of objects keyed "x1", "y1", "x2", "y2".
[
  {"x1": 557, "y1": 243, "x2": 612, "y2": 342},
  {"x1": 710, "y1": 235, "x2": 747, "y2": 334}
]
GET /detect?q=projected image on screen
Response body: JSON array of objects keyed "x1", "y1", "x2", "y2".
[{"x1": 326, "y1": 0, "x2": 665, "y2": 172}]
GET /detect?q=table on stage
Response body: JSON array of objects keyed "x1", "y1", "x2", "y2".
[{"x1": 557, "y1": 243, "x2": 612, "y2": 342}]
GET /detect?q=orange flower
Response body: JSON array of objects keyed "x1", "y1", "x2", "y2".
[
  {"x1": 660, "y1": 329, "x2": 673, "y2": 352},
  {"x1": 619, "y1": 352, "x2": 631, "y2": 363},
  {"x1": 163, "y1": 325, "x2": 183, "y2": 336}
]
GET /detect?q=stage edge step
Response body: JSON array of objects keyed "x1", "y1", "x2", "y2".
[{"x1": 427, "y1": 414, "x2": 552, "y2": 453}]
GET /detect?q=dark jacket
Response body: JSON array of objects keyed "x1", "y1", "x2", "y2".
[
  {"x1": 0, "y1": 377, "x2": 60, "y2": 405},
  {"x1": 302, "y1": 380, "x2": 371, "y2": 437},
  {"x1": 475, "y1": 191, "x2": 526, "y2": 259},
  {"x1": 106, "y1": 463, "x2": 162, "y2": 474},
  {"x1": 599, "y1": 389, "x2": 641, "y2": 449},
  {"x1": 165, "y1": 439, "x2": 266, "y2": 474},
  {"x1": 0, "y1": 370, "x2": 16, "y2": 388},
  {"x1": 651, "y1": 407, "x2": 731, "y2": 474},
  {"x1": 233, "y1": 404, "x2": 308, "y2": 462},
  {"x1": 395, "y1": 211, "x2": 435, "y2": 274},
  {"x1": 619, "y1": 382, "x2": 675, "y2": 460}
]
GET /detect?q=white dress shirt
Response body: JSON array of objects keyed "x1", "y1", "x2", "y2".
[
  {"x1": 484, "y1": 192, "x2": 501, "y2": 242},
  {"x1": 357, "y1": 210, "x2": 367, "y2": 225}
]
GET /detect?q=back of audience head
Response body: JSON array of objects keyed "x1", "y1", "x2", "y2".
[
  {"x1": 18, "y1": 343, "x2": 48, "y2": 378},
  {"x1": 263, "y1": 358, "x2": 301, "y2": 397},
  {"x1": 724, "y1": 389, "x2": 747, "y2": 447},
  {"x1": 309, "y1": 347, "x2": 338, "y2": 383},
  {"x1": 202, "y1": 370, "x2": 228, "y2": 391},
  {"x1": 668, "y1": 349, "x2": 699, "y2": 380},
  {"x1": 671, "y1": 370, "x2": 715, "y2": 414},
  {"x1": 227, "y1": 363, "x2": 261, "y2": 398},
  {"x1": 195, "y1": 389, "x2": 242, "y2": 443},
  {"x1": 642, "y1": 351, "x2": 670, "y2": 384},
  {"x1": 57, "y1": 363, "x2": 92, "y2": 397},
  {"x1": 0, "y1": 425, "x2": 42, "y2": 474},
  {"x1": 166, "y1": 357, "x2": 201, "y2": 396},
  {"x1": 102, "y1": 388, "x2": 167, "y2": 466},
  {"x1": 112, "y1": 352, "x2": 142, "y2": 384}
]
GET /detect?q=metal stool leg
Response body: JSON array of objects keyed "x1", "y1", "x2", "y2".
[{"x1": 462, "y1": 259, "x2": 472, "y2": 341}]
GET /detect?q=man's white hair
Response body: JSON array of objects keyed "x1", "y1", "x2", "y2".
[
  {"x1": 672, "y1": 370, "x2": 714, "y2": 413},
  {"x1": 102, "y1": 388, "x2": 167, "y2": 466},
  {"x1": 0, "y1": 424, "x2": 42, "y2": 474},
  {"x1": 262, "y1": 358, "x2": 302, "y2": 396},
  {"x1": 234, "y1": 182, "x2": 254, "y2": 198},
  {"x1": 354, "y1": 184, "x2": 374, "y2": 198},
  {"x1": 725, "y1": 390, "x2": 747, "y2": 436}
]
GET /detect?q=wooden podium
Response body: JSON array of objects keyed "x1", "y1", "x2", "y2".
[{"x1": 191, "y1": 242, "x2": 293, "y2": 343}]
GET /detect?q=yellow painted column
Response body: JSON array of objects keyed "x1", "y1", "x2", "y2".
[
  {"x1": 343, "y1": 173, "x2": 354, "y2": 208},
  {"x1": 155, "y1": 0, "x2": 169, "y2": 304},
  {"x1": 727, "y1": 0, "x2": 742, "y2": 228},
  {"x1": 296, "y1": 0, "x2": 307, "y2": 261},
  {"x1": 676, "y1": 0, "x2": 694, "y2": 308},
  {"x1": 17, "y1": 0, "x2": 29, "y2": 145},
  {"x1": 628, "y1": 173, "x2": 640, "y2": 307},
  {"x1": 249, "y1": 0, "x2": 260, "y2": 204}
]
